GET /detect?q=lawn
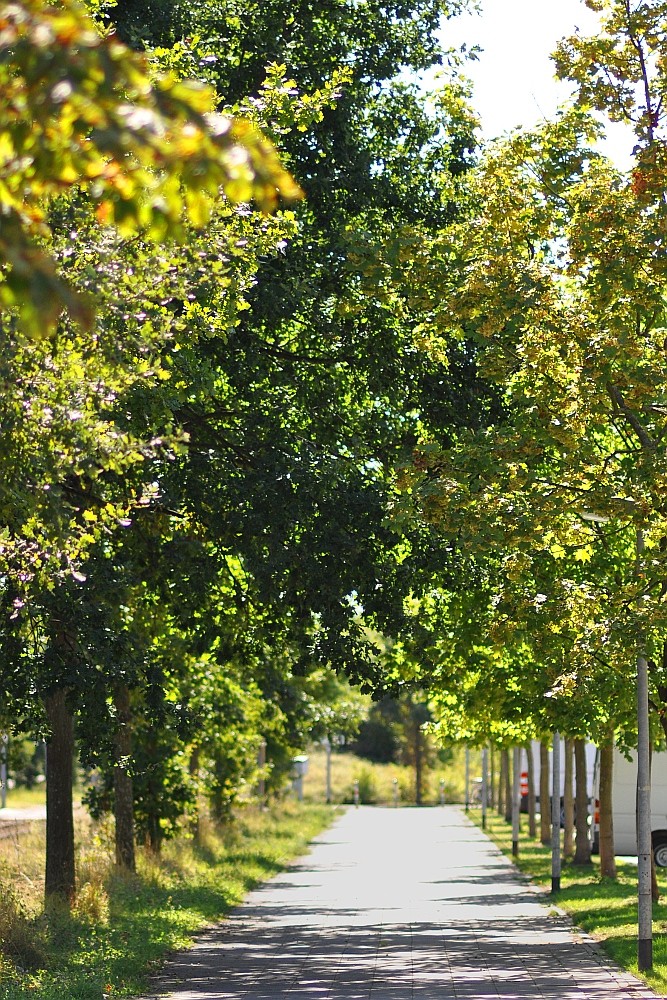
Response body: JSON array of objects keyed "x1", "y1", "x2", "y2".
[
  {"x1": 2, "y1": 784, "x2": 46, "y2": 809},
  {"x1": 470, "y1": 807, "x2": 667, "y2": 993},
  {"x1": 0, "y1": 802, "x2": 335, "y2": 1000}
]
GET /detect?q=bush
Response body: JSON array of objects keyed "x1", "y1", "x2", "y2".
[
  {"x1": 350, "y1": 719, "x2": 399, "y2": 763},
  {"x1": 348, "y1": 766, "x2": 378, "y2": 804}
]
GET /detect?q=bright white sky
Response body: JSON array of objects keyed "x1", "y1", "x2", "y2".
[{"x1": 439, "y1": 0, "x2": 634, "y2": 167}]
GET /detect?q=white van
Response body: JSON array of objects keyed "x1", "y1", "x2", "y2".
[
  {"x1": 520, "y1": 739, "x2": 596, "y2": 813},
  {"x1": 592, "y1": 748, "x2": 667, "y2": 866}
]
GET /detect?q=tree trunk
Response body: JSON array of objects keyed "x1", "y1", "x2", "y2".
[
  {"x1": 598, "y1": 737, "x2": 616, "y2": 878},
  {"x1": 414, "y1": 720, "x2": 423, "y2": 805},
  {"x1": 113, "y1": 682, "x2": 135, "y2": 872},
  {"x1": 511, "y1": 746, "x2": 520, "y2": 855},
  {"x1": 563, "y1": 738, "x2": 575, "y2": 859},
  {"x1": 526, "y1": 741, "x2": 536, "y2": 839},
  {"x1": 540, "y1": 739, "x2": 550, "y2": 845},
  {"x1": 45, "y1": 688, "x2": 75, "y2": 905},
  {"x1": 497, "y1": 747, "x2": 506, "y2": 816},
  {"x1": 189, "y1": 745, "x2": 201, "y2": 841},
  {"x1": 573, "y1": 738, "x2": 592, "y2": 865},
  {"x1": 489, "y1": 745, "x2": 496, "y2": 810},
  {"x1": 503, "y1": 748, "x2": 511, "y2": 823}
]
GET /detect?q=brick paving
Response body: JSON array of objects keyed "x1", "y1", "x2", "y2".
[{"x1": 141, "y1": 805, "x2": 662, "y2": 1000}]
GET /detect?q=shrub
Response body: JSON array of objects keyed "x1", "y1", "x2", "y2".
[{"x1": 350, "y1": 766, "x2": 378, "y2": 804}]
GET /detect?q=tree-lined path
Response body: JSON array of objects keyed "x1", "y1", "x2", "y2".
[{"x1": 139, "y1": 807, "x2": 656, "y2": 1000}]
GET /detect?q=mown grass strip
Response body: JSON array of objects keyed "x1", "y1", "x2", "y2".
[
  {"x1": 0, "y1": 802, "x2": 336, "y2": 1000},
  {"x1": 469, "y1": 807, "x2": 667, "y2": 993}
]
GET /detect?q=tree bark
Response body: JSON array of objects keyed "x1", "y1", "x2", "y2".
[
  {"x1": 189, "y1": 745, "x2": 201, "y2": 841},
  {"x1": 573, "y1": 738, "x2": 592, "y2": 865},
  {"x1": 503, "y1": 748, "x2": 511, "y2": 823},
  {"x1": 563, "y1": 738, "x2": 575, "y2": 859},
  {"x1": 497, "y1": 748, "x2": 506, "y2": 817},
  {"x1": 414, "y1": 720, "x2": 423, "y2": 805},
  {"x1": 598, "y1": 737, "x2": 616, "y2": 878},
  {"x1": 526, "y1": 741, "x2": 536, "y2": 839},
  {"x1": 489, "y1": 745, "x2": 496, "y2": 810},
  {"x1": 113, "y1": 682, "x2": 135, "y2": 872},
  {"x1": 45, "y1": 688, "x2": 75, "y2": 905},
  {"x1": 540, "y1": 739, "x2": 551, "y2": 845}
]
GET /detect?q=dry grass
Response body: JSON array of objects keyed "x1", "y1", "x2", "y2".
[
  {"x1": 0, "y1": 801, "x2": 334, "y2": 999},
  {"x1": 302, "y1": 745, "x2": 483, "y2": 805},
  {"x1": 2, "y1": 785, "x2": 46, "y2": 809}
]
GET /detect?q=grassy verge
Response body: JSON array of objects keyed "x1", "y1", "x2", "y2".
[
  {"x1": 2, "y1": 784, "x2": 46, "y2": 809},
  {"x1": 302, "y1": 745, "x2": 479, "y2": 806},
  {"x1": 0, "y1": 802, "x2": 335, "y2": 1000},
  {"x1": 469, "y1": 807, "x2": 667, "y2": 993}
]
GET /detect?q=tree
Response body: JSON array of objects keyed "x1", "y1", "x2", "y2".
[
  {"x1": 2, "y1": 0, "x2": 487, "y2": 903},
  {"x1": 96, "y1": 0, "x2": 487, "y2": 694},
  {"x1": 382, "y1": 3, "x2": 667, "y2": 938},
  {"x1": 0, "y1": 0, "x2": 302, "y2": 337}
]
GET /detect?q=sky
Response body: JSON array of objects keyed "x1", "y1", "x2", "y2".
[{"x1": 439, "y1": 0, "x2": 634, "y2": 167}]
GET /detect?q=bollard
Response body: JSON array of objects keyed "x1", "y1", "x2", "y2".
[
  {"x1": 353, "y1": 780, "x2": 360, "y2": 807},
  {"x1": 392, "y1": 778, "x2": 399, "y2": 807},
  {"x1": 439, "y1": 779, "x2": 445, "y2": 806}
]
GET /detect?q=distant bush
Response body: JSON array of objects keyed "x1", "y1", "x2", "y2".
[
  {"x1": 349, "y1": 719, "x2": 399, "y2": 763},
  {"x1": 346, "y1": 765, "x2": 378, "y2": 804}
]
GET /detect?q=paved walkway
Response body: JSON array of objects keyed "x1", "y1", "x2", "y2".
[{"x1": 143, "y1": 805, "x2": 660, "y2": 1000}]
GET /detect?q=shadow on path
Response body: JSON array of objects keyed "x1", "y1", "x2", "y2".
[{"x1": 140, "y1": 806, "x2": 657, "y2": 1000}]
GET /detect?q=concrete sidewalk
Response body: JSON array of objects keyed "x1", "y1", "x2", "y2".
[{"x1": 142, "y1": 805, "x2": 660, "y2": 1000}]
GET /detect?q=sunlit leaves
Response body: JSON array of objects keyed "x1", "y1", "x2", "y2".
[{"x1": 0, "y1": 0, "x2": 301, "y2": 336}]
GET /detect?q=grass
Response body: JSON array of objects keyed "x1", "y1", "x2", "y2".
[
  {"x1": 469, "y1": 806, "x2": 667, "y2": 993},
  {"x1": 2, "y1": 785, "x2": 46, "y2": 809},
  {"x1": 0, "y1": 801, "x2": 334, "y2": 999},
  {"x1": 302, "y1": 745, "x2": 481, "y2": 806}
]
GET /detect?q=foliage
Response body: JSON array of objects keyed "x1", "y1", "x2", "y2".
[
  {"x1": 382, "y1": 0, "x2": 667, "y2": 748},
  {"x1": 102, "y1": 0, "x2": 485, "y2": 691},
  {"x1": 0, "y1": 0, "x2": 488, "y2": 915},
  {"x1": 0, "y1": 0, "x2": 302, "y2": 337}
]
